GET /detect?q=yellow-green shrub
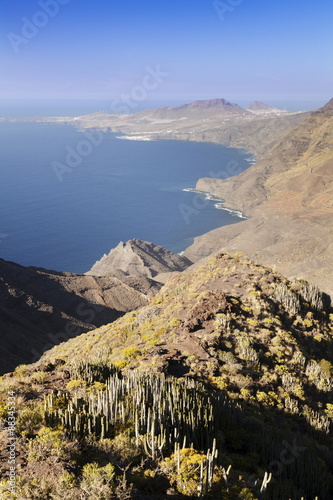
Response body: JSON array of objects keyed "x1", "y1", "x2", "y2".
[
  {"x1": 28, "y1": 426, "x2": 68, "y2": 461},
  {"x1": 121, "y1": 346, "x2": 141, "y2": 359}
]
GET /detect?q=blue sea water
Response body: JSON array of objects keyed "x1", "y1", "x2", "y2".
[{"x1": 0, "y1": 121, "x2": 253, "y2": 273}]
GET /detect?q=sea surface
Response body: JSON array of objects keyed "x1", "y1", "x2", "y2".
[{"x1": 0, "y1": 120, "x2": 254, "y2": 273}]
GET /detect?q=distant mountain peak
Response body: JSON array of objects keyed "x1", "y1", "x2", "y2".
[
  {"x1": 192, "y1": 98, "x2": 232, "y2": 106},
  {"x1": 186, "y1": 98, "x2": 244, "y2": 111},
  {"x1": 246, "y1": 101, "x2": 281, "y2": 111},
  {"x1": 134, "y1": 98, "x2": 248, "y2": 121}
]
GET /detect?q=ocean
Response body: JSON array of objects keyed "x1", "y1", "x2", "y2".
[{"x1": 0, "y1": 118, "x2": 254, "y2": 274}]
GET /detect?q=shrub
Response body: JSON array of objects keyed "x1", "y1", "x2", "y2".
[
  {"x1": 80, "y1": 462, "x2": 115, "y2": 499},
  {"x1": 16, "y1": 403, "x2": 43, "y2": 437},
  {"x1": 115, "y1": 360, "x2": 128, "y2": 369},
  {"x1": 121, "y1": 347, "x2": 141, "y2": 359},
  {"x1": 89, "y1": 382, "x2": 106, "y2": 392},
  {"x1": 30, "y1": 371, "x2": 48, "y2": 384},
  {"x1": 163, "y1": 448, "x2": 206, "y2": 496},
  {"x1": 66, "y1": 379, "x2": 87, "y2": 390},
  {"x1": 28, "y1": 427, "x2": 68, "y2": 461},
  {"x1": 14, "y1": 364, "x2": 29, "y2": 377},
  {"x1": 319, "y1": 359, "x2": 333, "y2": 378},
  {"x1": 59, "y1": 472, "x2": 77, "y2": 490}
]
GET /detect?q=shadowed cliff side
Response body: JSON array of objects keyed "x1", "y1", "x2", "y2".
[{"x1": 0, "y1": 258, "x2": 160, "y2": 374}]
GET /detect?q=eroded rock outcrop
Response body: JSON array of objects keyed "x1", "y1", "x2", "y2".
[{"x1": 87, "y1": 239, "x2": 192, "y2": 279}]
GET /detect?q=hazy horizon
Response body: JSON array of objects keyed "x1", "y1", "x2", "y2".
[
  {"x1": 0, "y1": 97, "x2": 328, "y2": 119},
  {"x1": 1, "y1": 0, "x2": 332, "y2": 104}
]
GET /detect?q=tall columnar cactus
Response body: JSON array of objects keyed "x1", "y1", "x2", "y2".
[
  {"x1": 42, "y1": 361, "x2": 329, "y2": 498},
  {"x1": 44, "y1": 365, "x2": 233, "y2": 457}
]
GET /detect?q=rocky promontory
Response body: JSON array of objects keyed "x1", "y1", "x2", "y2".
[{"x1": 87, "y1": 238, "x2": 193, "y2": 279}]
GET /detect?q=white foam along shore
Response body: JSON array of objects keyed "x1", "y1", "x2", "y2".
[
  {"x1": 116, "y1": 135, "x2": 154, "y2": 141},
  {"x1": 182, "y1": 188, "x2": 248, "y2": 219}
]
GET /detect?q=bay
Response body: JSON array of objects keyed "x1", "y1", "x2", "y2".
[{"x1": 0, "y1": 122, "x2": 253, "y2": 273}]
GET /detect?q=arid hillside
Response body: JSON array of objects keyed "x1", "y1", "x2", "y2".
[
  {"x1": 184, "y1": 99, "x2": 333, "y2": 296},
  {"x1": 0, "y1": 252, "x2": 332, "y2": 499}
]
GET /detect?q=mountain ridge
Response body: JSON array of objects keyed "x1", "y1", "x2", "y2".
[
  {"x1": 133, "y1": 98, "x2": 249, "y2": 120},
  {"x1": 1, "y1": 251, "x2": 332, "y2": 498}
]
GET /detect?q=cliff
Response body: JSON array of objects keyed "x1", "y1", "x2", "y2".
[
  {"x1": 87, "y1": 238, "x2": 192, "y2": 279},
  {"x1": 184, "y1": 99, "x2": 333, "y2": 296}
]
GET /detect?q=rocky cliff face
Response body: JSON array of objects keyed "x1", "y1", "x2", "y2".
[
  {"x1": 184, "y1": 99, "x2": 333, "y2": 296},
  {"x1": 87, "y1": 239, "x2": 192, "y2": 279},
  {"x1": 0, "y1": 258, "x2": 160, "y2": 374}
]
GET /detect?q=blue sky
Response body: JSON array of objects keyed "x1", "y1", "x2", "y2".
[{"x1": 0, "y1": 0, "x2": 332, "y2": 105}]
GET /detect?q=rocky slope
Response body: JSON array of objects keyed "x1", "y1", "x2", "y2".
[
  {"x1": 0, "y1": 258, "x2": 160, "y2": 374},
  {"x1": 87, "y1": 239, "x2": 192, "y2": 279},
  {"x1": 1, "y1": 253, "x2": 332, "y2": 499},
  {"x1": 184, "y1": 99, "x2": 333, "y2": 296}
]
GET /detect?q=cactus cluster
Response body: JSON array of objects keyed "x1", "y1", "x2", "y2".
[
  {"x1": 41, "y1": 362, "x2": 333, "y2": 498},
  {"x1": 274, "y1": 280, "x2": 330, "y2": 317},
  {"x1": 274, "y1": 284, "x2": 301, "y2": 316},
  {"x1": 45, "y1": 368, "x2": 233, "y2": 454}
]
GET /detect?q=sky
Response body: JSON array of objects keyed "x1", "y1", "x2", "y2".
[{"x1": 0, "y1": 0, "x2": 332, "y2": 106}]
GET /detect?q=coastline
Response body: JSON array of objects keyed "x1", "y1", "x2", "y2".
[
  {"x1": 0, "y1": 121, "x2": 254, "y2": 273},
  {"x1": 116, "y1": 135, "x2": 155, "y2": 141},
  {"x1": 182, "y1": 188, "x2": 249, "y2": 220}
]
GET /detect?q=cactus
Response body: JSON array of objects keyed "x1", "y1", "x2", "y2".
[
  {"x1": 260, "y1": 471, "x2": 272, "y2": 495},
  {"x1": 41, "y1": 361, "x2": 331, "y2": 499}
]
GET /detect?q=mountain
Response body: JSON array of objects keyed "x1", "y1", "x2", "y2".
[
  {"x1": 17, "y1": 97, "x2": 310, "y2": 158},
  {"x1": 184, "y1": 98, "x2": 333, "y2": 296},
  {"x1": 0, "y1": 100, "x2": 333, "y2": 498},
  {"x1": 0, "y1": 258, "x2": 160, "y2": 374},
  {"x1": 134, "y1": 98, "x2": 249, "y2": 120},
  {"x1": 1, "y1": 252, "x2": 332, "y2": 499},
  {"x1": 87, "y1": 239, "x2": 193, "y2": 279},
  {"x1": 246, "y1": 101, "x2": 284, "y2": 113}
]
